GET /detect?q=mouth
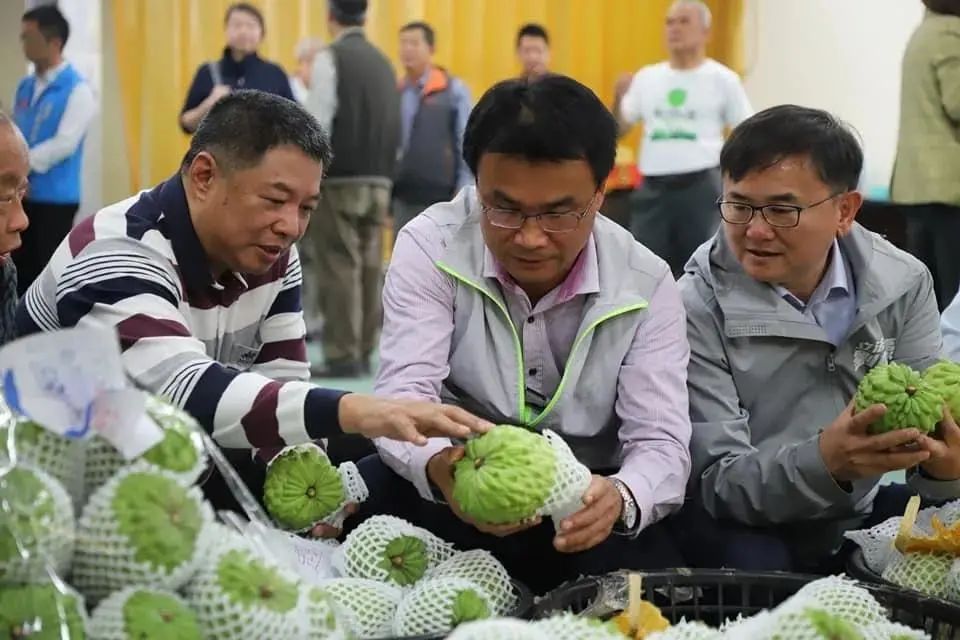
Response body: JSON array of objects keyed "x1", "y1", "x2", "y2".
[
  {"x1": 256, "y1": 245, "x2": 284, "y2": 259},
  {"x1": 746, "y1": 248, "x2": 781, "y2": 259}
]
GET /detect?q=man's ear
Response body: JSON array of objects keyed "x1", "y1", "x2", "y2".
[
  {"x1": 186, "y1": 152, "x2": 219, "y2": 201},
  {"x1": 837, "y1": 190, "x2": 863, "y2": 236}
]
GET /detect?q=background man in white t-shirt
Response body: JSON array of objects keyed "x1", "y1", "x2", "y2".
[{"x1": 613, "y1": 0, "x2": 752, "y2": 277}]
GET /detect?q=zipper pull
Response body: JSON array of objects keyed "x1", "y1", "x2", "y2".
[{"x1": 826, "y1": 352, "x2": 836, "y2": 372}]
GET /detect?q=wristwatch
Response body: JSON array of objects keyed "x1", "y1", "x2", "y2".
[{"x1": 609, "y1": 477, "x2": 639, "y2": 536}]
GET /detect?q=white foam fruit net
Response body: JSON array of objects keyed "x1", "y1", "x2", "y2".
[
  {"x1": 0, "y1": 463, "x2": 75, "y2": 583},
  {"x1": 184, "y1": 537, "x2": 309, "y2": 640},
  {"x1": 87, "y1": 586, "x2": 200, "y2": 640},
  {"x1": 722, "y1": 610, "x2": 777, "y2": 640},
  {"x1": 318, "y1": 577, "x2": 403, "y2": 639},
  {"x1": 83, "y1": 395, "x2": 209, "y2": 501},
  {"x1": 946, "y1": 558, "x2": 960, "y2": 602},
  {"x1": 860, "y1": 621, "x2": 931, "y2": 640},
  {"x1": 304, "y1": 586, "x2": 350, "y2": 640},
  {"x1": 790, "y1": 575, "x2": 887, "y2": 627},
  {"x1": 647, "y1": 620, "x2": 724, "y2": 639},
  {"x1": 392, "y1": 576, "x2": 493, "y2": 637},
  {"x1": 881, "y1": 552, "x2": 952, "y2": 599},
  {"x1": 446, "y1": 618, "x2": 550, "y2": 640},
  {"x1": 0, "y1": 414, "x2": 86, "y2": 509},
  {"x1": 765, "y1": 596, "x2": 868, "y2": 640},
  {"x1": 540, "y1": 430, "x2": 592, "y2": 526},
  {"x1": 334, "y1": 514, "x2": 456, "y2": 585},
  {"x1": 71, "y1": 467, "x2": 214, "y2": 604},
  {"x1": 425, "y1": 549, "x2": 516, "y2": 615},
  {"x1": 532, "y1": 612, "x2": 627, "y2": 640}
]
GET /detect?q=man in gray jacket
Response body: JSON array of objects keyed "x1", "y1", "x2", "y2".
[{"x1": 675, "y1": 105, "x2": 960, "y2": 572}]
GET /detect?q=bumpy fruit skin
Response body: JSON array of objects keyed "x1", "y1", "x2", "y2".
[
  {"x1": 378, "y1": 535, "x2": 429, "y2": 586},
  {"x1": 113, "y1": 472, "x2": 202, "y2": 571},
  {"x1": 924, "y1": 360, "x2": 960, "y2": 419},
  {"x1": 263, "y1": 445, "x2": 344, "y2": 530},
  {"x1": 0, "y1": 584, "x2": 86, "y2": 640},
  {"x1": 453, "y1": 425, "x2": 557, "y2": 524},
  {"x1": 217, "y1": 548, "x2": 299, "y2": 614},
  {"x1": 855, "y1": 363, "x2": 942, "y2": 434},
  {"x1": 123, "y1": 590, "x2": 202, "y2": 640},
  {"x1": 450, "y1": 589, "x2": 491, "y2": 627}
]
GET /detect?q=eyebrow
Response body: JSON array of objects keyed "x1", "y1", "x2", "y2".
[
  {"x1": 726, "y1": 190, "x2": 800, "y2": 204},
  {"x1": 491, "y1": 189, "x2": 577, "y2": 211},
  {"x1": 266, "y1": 182, "x2": 320, "y2": 201}
]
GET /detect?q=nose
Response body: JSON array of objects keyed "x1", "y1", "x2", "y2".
[
  {"x1": 512, "y1": 216, "x2": 550, "y2": 250},
  {"x1": 9, "y1": 199, "x2": 28, "y2": 234},
  {"x1": 744, "y1": 213, "x2": 776, "y2": 241},
  {"x1": 272, "y1": 205, "x2": 300, "y2": 239}
]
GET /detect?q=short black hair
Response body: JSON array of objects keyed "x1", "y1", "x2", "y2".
[
  {"x1": 720, "y1": 105, "x2": 863, "y2": 193},
  {"x1": 463, "y1": 75, "x2": 616, "y2": 190},
  {"x1": 224, "y1": 2, "x2": 265, "y2": 31},
  {"x1": 516, "y1": 23, "x2": 549, "y2": 47},
  {"x1": 400, "y1": 21, "x2": 436, "y2": 49},
  {"x1": 182, "y1": 91, "x2": 332, "y2": 174},
  {"x1": 22, "y1": 5, "x2": 70, "y2": 48},
  {"x1": 329, "y1": 0, "x2": 367, "y2": 27}
]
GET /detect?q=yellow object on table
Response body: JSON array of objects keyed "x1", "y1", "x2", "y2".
[
  {"x1": 610, "y1": 574, "x2": 671, "y2": 638},
  {"x1": 895, "y1": 494, "x2": 960, "y2": 555}
]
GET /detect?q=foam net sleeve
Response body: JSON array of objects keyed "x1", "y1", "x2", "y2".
[
  {"x1": 881, "y1": 552, "x2": 952, "y2": 600},
  {"x1": 425, "y1": 549, "x2": 515, "y2": 615},
  {"x1": 318, "y1": 577, "x2": 404, "y2": 639},
  {"x1": 540, "y1": 430, "x2": 592, "y2": 527},
  {"x1": 392, "y1": 576, "x2": 493, "y2": 637}
]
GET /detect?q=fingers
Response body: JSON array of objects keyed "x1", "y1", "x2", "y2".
[
  {"x1": 860, "y1": 449, "x2": 931, "y2": 473},
  {"x1": 863, "y1": 428, "x2": 921, "y2": 452},
  {"x1": 344, "y1": 502, "x2": 359, "y2": 516},
  {"x1": 417, "y1": 412, "x2": 472, "y2": 440},
  {"x1": 391, "y1": 414, "x2": 428, "y2": 446},
  {"x1": 555, "y1": 500, "x2": 619, "y2": 552},
  {"x1": 441, "y1": 405, "x2": 495, "y2": 434},
  {"x1": 310, "y1": 522, "x2": 342, "y2": 539},
  {"x1": 940, "y1": 406, "x2": 960, "y2": 448},
  {"x1": 476, "y1": 516, "x2": 542, "y2": 538},
  {"x1": 847, "y1": 404, "x2": 887, "y2": 435}
]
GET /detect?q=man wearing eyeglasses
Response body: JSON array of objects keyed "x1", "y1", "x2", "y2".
[
  {"x1": 674, "y1": 104, "x2": 960, "y2": 572},
  {"x1": 0, "y1": 113, "x2": 30, "y2": 346},
  {"x1": 364, "y1": 75, "x2": 691, "y2": 593}
]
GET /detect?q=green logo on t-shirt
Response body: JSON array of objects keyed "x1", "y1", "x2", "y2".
[
  {"x1": 652, "y1": 87, "x2": 696, "y2": 141},
  {"x1": 667, "y1": 88, "x2": 688, "y2": 108}
]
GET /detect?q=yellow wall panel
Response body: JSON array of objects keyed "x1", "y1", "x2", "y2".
[{"x1": 110, "y1": 0, "x2": 742, "y2": 193}]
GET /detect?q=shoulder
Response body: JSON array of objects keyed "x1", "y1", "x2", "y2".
[{"x1": 704, "y1": 59, "x2": 743, "y2": 82}]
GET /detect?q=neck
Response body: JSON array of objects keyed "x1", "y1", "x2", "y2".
[
  {"x1": 182, "y1": 177, "x2": 230, "y2": 279},
  {"x1": 35, "y1": 54, "x2": 61, "y2": 75},
  {"x1": 329, "y1": 23, "x2": 345, "y2": 38},
  {"x1": 405, "y1": 64, "x2": 428, "y2": 81},
  {"x1": 230, "y1": 49, "x2": 250, "y2": 62},
  {"x1": 669, "y1": 48, "x2": 706, "y2": 70},
  {"x1": 784, "y1": 249, "x2": 834, "y2": 304}
]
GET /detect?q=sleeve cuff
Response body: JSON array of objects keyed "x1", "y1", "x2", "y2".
[
  {"x1": 407, "y1": 438, "x2": 453, "y2": 502},
  {"x1": 797, "y1": 433, "x2": 855, "y2": 501},
  {"x1": 610, "y1": 470, "x2": 656, "y2": 532},
  {"x1": 907, "y1": 467, "x2": 960, "y2": 501},
  {"x1": 304, "y1": 387, "x2": 350, "y2": 439}
]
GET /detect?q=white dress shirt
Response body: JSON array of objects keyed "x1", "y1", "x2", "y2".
[{"x1": 26, "y1": 61, "x2": 98, "y2": 175}]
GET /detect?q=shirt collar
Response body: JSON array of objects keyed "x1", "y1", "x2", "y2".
[
  {"x1": 36, "y1": 60, "x2": 68, "y2": 84},
  {"x1": 482, "y1": 233, "x2": 600, "y2": 303},
  {"x1": 775, "y1": 239, "x2": 851, "y2": 311},
  {"x1": 333, "y1": 26, "x2": 366, "y2": 43}
]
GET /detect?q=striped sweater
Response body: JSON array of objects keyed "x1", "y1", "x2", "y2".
[{"x1": 15, "y1": 176, "x2": 345, "y2": 448}]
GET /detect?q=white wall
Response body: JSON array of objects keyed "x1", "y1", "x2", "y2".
[{"x1": 742, "y1": 0, "x2": 925, "y2": 198}]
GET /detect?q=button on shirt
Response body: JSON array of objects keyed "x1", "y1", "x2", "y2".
[{"x1": 774, "y1": 240, "x2": 857, "y2": 346}]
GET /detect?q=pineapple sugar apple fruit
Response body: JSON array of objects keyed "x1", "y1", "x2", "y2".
[
  {"x1": 319, "y1": 577, "x2": 403, "y2": 639},
  {"x1": 0, "y1": 414, "x2": 85, "y2": 506},
  {"x1": 0, "y1": 583, "x2": 87, "y2": 640},
  {"x1": 426, "y1": 549, "x2": 516, "y2": 615},
  {"x1": 263, "y1": 443, "x2": 345, "y2": 531},
  {"x1": 855, "y1": 363, "x2": 942, "y2": 434},
  {"x1": 393, "y1": 576, "x2": 493, "y2": 637},
  {"x1": 446, "y1": 618, "x2": 550, "y2": 640},
  {"x1": 338, "y1": 515, "x2": 455, "y2": 586},
  {"x1": 882, "y1": 552, "x2": 952, "y2": 599},
  {"x1": 532, "y1": 612, "x2": 629, "y2": 640},
  {"x1": 792, "y1": 576, "x2": 886, "y2": 628},
  {"x1": 304, "y1": 587, "x2": 349, "y2": 640},
  {"x1": 648, "y1": 620, "x2": 723, "y2": 639},
  {"x1": 88, "y1": 587, "x2": 201, "y2": 640},
  {"x1": 72, "y1": 468, "x2": 212, "y2": 603},
  {"x1": 453, "y1": 425, "x2": 557, "y2": 524},
  {"x1": 923, "y1": 360, "x2": 960, "y2": 418},
  {"x1": 0, "y1": 465, "x2": 75, "y2": 583}
]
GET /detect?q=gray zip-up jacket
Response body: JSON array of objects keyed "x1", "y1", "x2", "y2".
[{"x1": 680, "y1": 224, "x2": 957, "y2": 539}]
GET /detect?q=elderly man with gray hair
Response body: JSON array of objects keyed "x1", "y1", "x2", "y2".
[
  {"x1": 0, "y1": 113, "x2": 30, "y2": 345},
  {"x1": 290, "y1": 36, "x2": 325, "y2": 104},
  {"x1": 613, "y1": 0, "x2": 753, "y2": 277}
]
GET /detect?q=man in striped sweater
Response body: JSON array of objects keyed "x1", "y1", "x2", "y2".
[{"x1": 16, "y1": 91, "x2": 489, "y2": 477}]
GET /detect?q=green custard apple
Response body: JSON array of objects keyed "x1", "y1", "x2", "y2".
[
  {"x1": 0, "y1": 465, "x2": 75, "y2": 583},
  {"x1": 0, "y1": 583, "x2": 87, "y2": 640},
  {"x1": 304, "y1": 588, "x2": 349, "y2": 640},
  {"x1": 83, "y1": 394, "x2": 207, "y2": 499},
  {"x1": 72, "y1": 468, "x2": 212, "y2": 603},
  {"x1": 426, "y1": 549, "x2": 515, "y2": 615},
  {"x1": 185, "y1": 544, "x2": 309, "y2": 639},
  {"x1": 792, "y1": 576, "x2": 886, "y2": 628},
  {"x1": 340, "y1": 514, "x2": 455, "y2": 586},
  {"x1": 855, "y1": 363, "x2": 942, "y2": 434},
  {"x1": 319, "y1": 578, "x2": 403, "y2": 639},
  {"x1": 393, "y1": 576, "x2": 493, "y2": 637},
  {"x1": 532, "y1": 612, "x2": 628, "y2": 640},
  {"x1": 263, "y1": 444, "x2": 344, "y2": 531},
  {"x1": 0, "y1": 415, "x2": 85, "y2": 506},
  {"x1": 882, "y1": 552, "x2": 953, "y2": 600},
  {"x1": 453, "y1": 425, "x2": 557, "y2": 524},
  {"x1": 924, "y1": 360, "x2": 960, "y2": 418},
  {"x1": 446, "y1": 619, "x2": 550, "y2": 640},
  {"x1": 88, "y1": 587, "x2": 202, "y2": 640},
  {"x1": 646, "y1": 620, "x2": 724, "y2": 639}
]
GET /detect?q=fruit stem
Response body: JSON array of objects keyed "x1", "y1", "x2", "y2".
[
  {"x1": 391, "y1": 555, "x2": 405, "y2": 568},
  {"x1": 160, "y1": 611, "x2": 174, "y2": 623},
  {"x1": 474, "y1": 457, "x2": 485, "y2": 470},
  {"x1": 906, "y1": 385, "x2": 917, "y2": 396},
  {"x1": 307, "y1": 486, "x2": 317, "y2": 499},
  {"x1": 260, "y1": 585, "x2": 274, "y2": 599}
]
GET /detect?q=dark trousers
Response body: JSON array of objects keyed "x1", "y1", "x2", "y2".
[
  {"x1": 13, "y1": 200, "x2": 78, "y2": 295},
  {"x1": 667, "y1": 484, "x2": 925, "y2": 574},
  {"x1": 904, "y1": 203, "x2": 960, "y2": 311},
  {"x1": 353, "y1": 454, "x2": 685, "y2": 595},
  {"x1": 630, "y1": 168, "x2": 721, "y2": 278}
]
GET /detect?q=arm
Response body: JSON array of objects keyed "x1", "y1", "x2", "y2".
[
  {"x1": 723, "y1": 74, "x2": 753, "y2": 129},
  {"x1": 610, "y1": 273, "x2": 693, "y2": 531},
  {"x1": 934, "y1": 32, "x2": 960, "y2": 123},
  {"x1": 306, "y1": 49, "x2": 338, "y2": 135},
  {"x1": 28, "y1": 82, "x2": 97, "y2": 174},
  {"x1": 683, "y1": 280, "x2": 855, "y2": 525},
  {"x1": 249, "y1": 246, "x2": 310, "y2": 382},
  {"x1": 613, "y1": 71, "x2": 642, "y2": 138},
  {"x1": 452, "y1": 79, "x2": 474, "y2": 189},
  {"x1": 179, "y1": 66, "x2": 219, "y2": 135},
  {"x1": 46, "y1": 245, "x2": 344, "y2": 448},
  {"x1": 373, "y1": 223, "x2": 457, "y2": 499}
]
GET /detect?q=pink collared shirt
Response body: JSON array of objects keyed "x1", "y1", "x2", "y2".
[{"x1": 374, "y1": 214, "x2": 692, "y2": 531}]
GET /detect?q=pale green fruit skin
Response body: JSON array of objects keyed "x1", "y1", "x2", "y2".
[
  {"x1": 263, "y1": 445, "x2": 344, "y2": 530},
  {"x1": 123, "y1": 590, "x2": 202, "y2": 640},
  {"x1": 450, "y1": 589, "x2": 491, "y2": 627},
  {"x1": 0, "y1": 583, "x2": 86, "y2": 640},
  {"x1": 113, "y1": 472, "x2": 203, "y2": 571},
  {"x1": 855, "y1": 363, "x2": 942, "y2": 434},
  {"x1": 924, "y1": 360, "x2": 960, "y2": 419},
  {"x1": 453, "y1": 425, "x2": 557, "y2": 524},
  {"x1": 804, "y1": 608, "x2": 864, "y2": 640},
  {"x1": 378, "y1": 535, "x2": 429, "y2": 586},
  {"x1": 216, "y1": 548, "x2": 300, "y2": 614}
]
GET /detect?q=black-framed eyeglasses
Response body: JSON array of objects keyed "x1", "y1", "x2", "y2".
[
  {"x1": 717, "y1": 192, "x2": 845, "y2": 229},
  {"x1": 480, "y1": 195, "x2": 596, "y2": 234}
]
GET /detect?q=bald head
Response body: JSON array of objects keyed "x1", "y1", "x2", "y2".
[
  {"x1": 0, "y1": 111, "x2": 30, "y2": 258},
  {"x1": 0, "y1": 113, "x2": 27, "y2": 154}
]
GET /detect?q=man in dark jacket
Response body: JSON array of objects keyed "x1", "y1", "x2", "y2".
[
  {"x1": 0, "y1": 113, "x2": 31, "y2": 345},
  {"x1": 304, "y1": 0, "x2": 401, "y2": 377}
]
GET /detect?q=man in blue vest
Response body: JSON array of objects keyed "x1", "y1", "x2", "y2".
[{"x1": 12, "y1": 5, "x2": 96, "y2": 296}]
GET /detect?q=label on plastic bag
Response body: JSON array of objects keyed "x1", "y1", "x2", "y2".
[
  {"x1": 256, "y1": 524, "x2": 339, "y2": 583},
  {"x1": 89, "y1": 388, "x2": 164, "y2": 460},
  {"x1": 0, "y1": 325, "x2": 127, "y2": 438}
]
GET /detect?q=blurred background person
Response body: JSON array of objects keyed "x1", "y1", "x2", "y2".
[
  {"x1": 305, "y1": 0, "x2": 400, "y2": 378},
  {"x1": 290, "y1": 36, "x2": 325, "y2": 105},
  {"x1": 891, "y1": 0, "x2": 960, "y2": 311},
  {"x1": 516, "y1": 23, "x2": 551, "y2": 81},
  {"x1": 613, "y1": 0, "x2": 752, "y2": 277},
  {"x1": 392, "y1": 21, "x2": 473, "y2": 237},
  {"x1": 12, "y1": 4, "x2": 96, "y2": 296},
  {"x1": 179, "y1": 2, "x2": 293, "y2": 134}
]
